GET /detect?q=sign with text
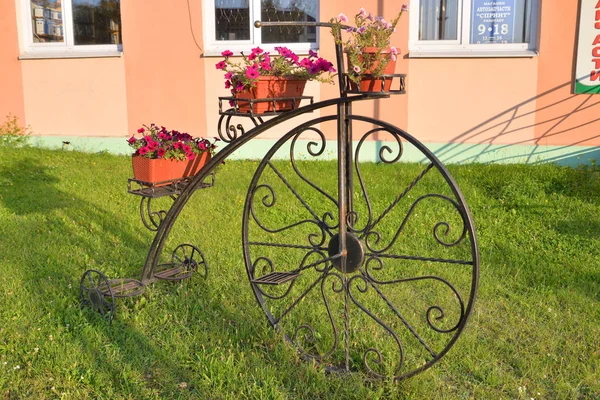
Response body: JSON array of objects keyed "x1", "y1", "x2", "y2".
[
  {"x1": 470, "y1": 0, "x2": 516, "y2": 44},
  {"x1": 575, "y1": 0, "x2": 600, "y2": 94}
]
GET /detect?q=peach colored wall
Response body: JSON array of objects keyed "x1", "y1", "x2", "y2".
[
  {"x1": 534, "y1": 1, "x2": 600, "y2": 146},
  {"x1": 408, "y1": 57, "x2": 539, "y2": 145},
  {"x1": 5, "y1": 1, "x2": 600, "y2": 151},
  {"x1": 21, "y1": 58, "x2": 128, "y2": 136},
  {"x1": 121, "y1": 1, "x2": 207, "y2": 138},
  {"x1": 0, "y1": 0, "x2": 25, "y2": 123}
]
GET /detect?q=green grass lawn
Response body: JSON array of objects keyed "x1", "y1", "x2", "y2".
[{"x1": 0, "y1": 146, "x2": 598, "y2": 399}]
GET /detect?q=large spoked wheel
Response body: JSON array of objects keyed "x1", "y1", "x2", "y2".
[{"x1": 242, "y1": 115, "x2": 479, "y2": 381}]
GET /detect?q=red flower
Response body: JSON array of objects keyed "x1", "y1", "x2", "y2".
[
  {"x1": 128, "y1": 123, "x2": 217, "y2": 161},
  {"x1": 137, "y1": 127, "x2": 145, "y2": 133},
  {"x1": 221, "y1": 50, "x2": 233, "y2": 57},
  {"x1": 216, "y1": 61, "x2": 227, "y2": 70}
]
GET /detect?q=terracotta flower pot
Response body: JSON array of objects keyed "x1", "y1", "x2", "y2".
[
  {"x1": 235, "y1": 76, "x2": 307, "y2": 114},
  {"x1": 132, "y1": 152, "x2": 211, "y2": 184},
  {"x1": 348, "y1": 46, "x2": 397, "y2": 92}
]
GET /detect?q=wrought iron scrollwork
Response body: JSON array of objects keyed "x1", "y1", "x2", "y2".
[
  {"x1": 242, "y1": 114, "x2": 479, "y2": 381},
  {"x1": 217, "y1": 109, "x2": 263, "y2": 143},
  {"x1": 139, "y1": 196, "x2": 172, "y2": 231}
]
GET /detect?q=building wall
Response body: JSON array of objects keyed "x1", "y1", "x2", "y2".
[
  {"x1": 534, "y1": 1, "x2": 600, "y2": 148},
  {"x1": 0, "y1": 0, "x2": 25, "y2": 123},
  {"x1": 2, "y1": 1, "x2": 600, "y2": 164},
  {"x1": 20, "y1": 57, "x2": 128, "y2": 137},
  {"x1": 120, "y1": 0, "x2": 207, "y2": 137}
]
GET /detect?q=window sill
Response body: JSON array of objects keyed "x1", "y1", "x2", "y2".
[
  {"x1": 19, "y1": 51, "x2": 123, "y2": 60},
  {"x1": 408, "y1": 50, "x2": 538, "y2": 58}
]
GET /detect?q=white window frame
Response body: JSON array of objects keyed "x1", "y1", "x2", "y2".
[
  {"x1": 409, "y1": 0, "x2": 539, "y2": 57},
  {"x1": 202, "y1": 0, "x2": 319, "y2": 56},
  {"x1": 18, "y1": 0, "x2": 122, "y2": 58}
]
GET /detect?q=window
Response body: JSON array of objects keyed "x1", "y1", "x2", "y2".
[
  {"x1": 21, "y1": 0, "x2": 122, "y2": 56},
  {"x1": 204, "y1": 0, "x2": 318, "y2": 55},
  {"x1": 409, "y1": 0, "x2": 538, "y2": 56}
]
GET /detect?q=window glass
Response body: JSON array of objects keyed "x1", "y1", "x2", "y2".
[
  {"x1": 411, "y1": 0, "x2": 537, "y2": 54},
  {"x1": 215, "y1": 0, "x2": 250, "y2": 41},
  {"x1": 261, "y1": 0, "x2": 317, "y2": 43},
  {"x1": 212, "y1": 0, "x2": 317, "y2": 44},
  {"x1": 30, "y1": 0, "x2": 64, "y2": 43},
  {"x1": 469, "y1": 0, "x2": 530, "y2": 44},
  {"x1": 419, "y1": 0, "x2": 458, "y2": 40},
  {"x1": 72, "y1": 0, "x2": 121, "y2": 45}
]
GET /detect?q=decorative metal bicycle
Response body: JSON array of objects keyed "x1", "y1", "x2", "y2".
[{"x1": 81, "y1": 21, "x2": 479, "y2": 381}]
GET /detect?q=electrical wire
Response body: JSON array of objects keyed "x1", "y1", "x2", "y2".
[{"x1": 187, "y1": 0, "x2": 203, "y2": 53}]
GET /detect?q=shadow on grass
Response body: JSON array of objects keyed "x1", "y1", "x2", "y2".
[
  {"x1": 0, "y1": 154, "x2": 328, "y2": 397},
  {"x1": 0, "y1": 158, "x2": 70, "y2": 214}
]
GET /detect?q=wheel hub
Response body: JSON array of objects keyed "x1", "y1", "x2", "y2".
[{"x1": 327, "y1": 232, "x2": 365, "y2": 273}]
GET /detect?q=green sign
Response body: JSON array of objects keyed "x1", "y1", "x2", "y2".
[{"x1": 575, "y1": 0, "x2": 600, "y2": 94}]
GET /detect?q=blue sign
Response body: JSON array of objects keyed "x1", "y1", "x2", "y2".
[{"x1": 471, "y1": 0, "x2": 516, "y2": 44}]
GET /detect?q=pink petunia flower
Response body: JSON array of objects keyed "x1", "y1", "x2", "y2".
[
  {"x1": 402, "y1": 4, "x2": 409, "y2": 12},
  {"x1": 215, "y1": 61, "x2": 227, "y2": 70},
  {"x1": 137, "y1": 127, "x2": 145, "y2": 134},
  {"x1": 275, "y1": 46, "x2": 292, "y2": 58},
  {"x1": 157, "y1": 148, "x2": 166, "y2": 157},
  {"x1": 289, "y1": 53, "x2": 299, "y2": 64},
  {"x1": 359, "y1": 7, "x2": 367, "y2": 17},
  {"x1": 186, "y1": 152, "x2": 195, "y2": 160},
  {"x1": 138, "y1": 146, "x2": 149, "y2": 155},
  {"x1": 128, "y1": 136, "x2": 137, "y2": 144},
  {"x1": 221, "y1": 50, "x2": 233, "y2": 57},
  {"x1": 245, "y1": 65, "x2": 260, "y2": 79},
  {"x1": 299, "y1": 58, "x2": 312, "y2": 68},
  {"x1": 260, "y1": 61, "x2": 272, "y2": 71},
  {"x1": 353, "y1": 65, "x2": 361, "y2": 73},
  {"x1": 308, "y1": 64, "x2": 320, "y2": 75},
  {"x1": 338, "y1": 13, "x2": 348, "y2": 22}
]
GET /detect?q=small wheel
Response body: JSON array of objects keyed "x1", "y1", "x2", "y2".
[
  {"x1": 80, "y1": 269, "x2": 115, "y2": 321},
  {"x1": 154, "y1": 244, "x2": 208, "y2": 281}
]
